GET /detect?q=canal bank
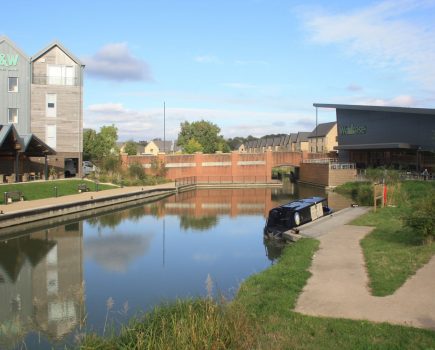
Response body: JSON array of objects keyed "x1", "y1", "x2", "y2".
[{"x1": 0, "y1": 183, "x2": 177, "y2": 233}]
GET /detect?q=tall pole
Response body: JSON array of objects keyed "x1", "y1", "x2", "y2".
[
  {"x1": 315, "y1": 107, "x2": 318, "y2": 153},
  {"x1": 163, "y1": 102, "x2": 166, "y2": 153}
]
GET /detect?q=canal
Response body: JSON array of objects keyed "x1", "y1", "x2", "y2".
[{"x1": 0, "y1": 184, "x2": 351, "y2": 349}]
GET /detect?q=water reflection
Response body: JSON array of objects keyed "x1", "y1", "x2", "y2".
[
  {"x1": 0, "y1": 224, "x2": 84, "y2": 349},
  {"x1": 0, "y1": 184, "x2": 352, "y2": 349}
]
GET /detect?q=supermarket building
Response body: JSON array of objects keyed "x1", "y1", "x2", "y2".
[{"x1": 0, "y1": 36, "x2": 84, "y2": 180}]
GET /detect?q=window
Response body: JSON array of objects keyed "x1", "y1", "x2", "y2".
[
  {"x1": 46, "y1": 94, "x2": 57, "y2": 117},
  {"x1": 46, "y1": 125, "x2": 56, "y2": 149},
  {"x1": 8, "y1": 108, "x2": 18, "y2": 123},
  {"x1": 8, "y1": 77, "x2": 18, "y2": 92},
  {"x1": 47, "y1": 64, "x2": 75, "y2": 85}
]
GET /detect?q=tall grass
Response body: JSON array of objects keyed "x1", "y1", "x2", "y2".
[{"x1": 80, "y1": 298, "x2": 257, "y2": 350}]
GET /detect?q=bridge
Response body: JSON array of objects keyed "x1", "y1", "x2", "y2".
[{"x1": 121, "y1": 151, "x2": 326, "y2": 183}]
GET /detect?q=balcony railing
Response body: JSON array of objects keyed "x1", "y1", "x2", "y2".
[{"x1": 32, "y1": 76, "x2": 79, "y2": 86}]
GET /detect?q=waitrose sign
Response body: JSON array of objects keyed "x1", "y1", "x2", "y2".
[
  {"x1": 0, "y1": 53, "x2": 19, "y2": 66},
  {"x1": 339, "y1": 124, "x2": 367, "y2": 135}
]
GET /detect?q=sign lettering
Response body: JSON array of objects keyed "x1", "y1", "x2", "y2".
[
  {"x1": 340, "y1": 124, "x2": 367, "y2": 135},
  {"x1": 0, "y1": 54, "x2": 19, "y2": 67}
]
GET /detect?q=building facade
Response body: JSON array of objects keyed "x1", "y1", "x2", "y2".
[
  {"x1": 0, "y1": 36, "x2": 83, "y2": 179},
  {"x1": 308, "y1": 121, "x2": 338, "y2": 153},
  {"x1": 314, "y1": 104, "x2": 435, "y2": 171}
]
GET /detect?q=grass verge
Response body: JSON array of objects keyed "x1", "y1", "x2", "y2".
[
  {"x1": 342, "y1": 181, "x2": 435, "y2": 296},
  {"x1": 235, "y1": 238, "x2": 435, "y2": 349},
  {"x1": 0, "y1": 179, "x2": 116, "y2": 204}
]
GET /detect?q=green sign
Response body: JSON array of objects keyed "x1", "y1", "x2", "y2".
[
  {"x1": 340, "y1": 124, "x2": 367, "y2": 135},
  {"x1": 0, "y1": 53, "x2": 19, "y2": 66}
]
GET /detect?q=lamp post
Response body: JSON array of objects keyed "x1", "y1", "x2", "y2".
[
  {"x1": 315, "y1": 106, "x2": 318, "y2": 153},
  {"x1": 163, "y1": 102, "x2": 166, "y2": 153}
]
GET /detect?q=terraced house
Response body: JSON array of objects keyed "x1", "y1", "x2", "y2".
[{"x1": 0, "y1": 36, "x2": 84, "y2": 181}]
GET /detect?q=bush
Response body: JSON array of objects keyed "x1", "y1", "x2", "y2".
[
  {"x1": 128, "y1": 162, "x2": 146, "y2": 180},
  {"x1": 403, "y1": 190, "x2": 435, "y2": 243}
]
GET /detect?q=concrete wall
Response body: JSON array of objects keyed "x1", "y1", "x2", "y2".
[{"x1": 300, "y1": 163, "x2": 357, "y2": 187}]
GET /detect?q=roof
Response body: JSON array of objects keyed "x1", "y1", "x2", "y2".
[
  {"x1": 0, "y1": 125, "x2": 55, "y2": 156},
  {"x1": 289, "y1": 133, "x2": 298, "y2": 142},
  {"x1": 0, "y1": 36, "x2": 30, "y2": 60},
  {"x1": 308, "y1": 122, "x2": 336, "y2": 138},
  {"x1": 32, "y1": 40, "x2": 84, "y2": 66},
  {"x1": 313, "y1": 103, "x2": 435, "y2": 116},
  {"x1": 297, "y1": 132, "x2": 310, "y2": 142}
]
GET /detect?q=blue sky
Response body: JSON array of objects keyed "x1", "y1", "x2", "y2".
[{"x1": 2, "y1": 0, "x2": 435, "y2": 141}]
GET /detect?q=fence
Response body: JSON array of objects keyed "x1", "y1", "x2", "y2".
[{"x1": 175, "y1": 175, "x2": 270, "y2": 189}]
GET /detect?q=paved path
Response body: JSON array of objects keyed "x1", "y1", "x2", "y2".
[
  {"x1": 0, "y1": 182, "x2": 176, "y2": 215},
  {"x1": 295, "y1": 208, "x2": 435, "y2": 330}
]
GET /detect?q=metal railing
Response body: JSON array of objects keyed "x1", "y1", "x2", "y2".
[
  {"x1": 32, "y1": 76, "x2": 79, "y2": 86},
  {"x1": 329, "y1": 163, "x2": 356, "y2": 170},
  {"x1": 302, "y1": 158, "x2": 338, "y2": 164},
  {"x1": 175, "y1": 175, "x2": 271, "y2": 188}
]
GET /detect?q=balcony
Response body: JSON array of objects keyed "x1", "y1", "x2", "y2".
[{"x1": 32, "y1": 75, "x2": 79, "y2": 86}]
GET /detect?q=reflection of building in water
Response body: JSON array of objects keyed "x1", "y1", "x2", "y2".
[{"x1": 0, "y1": 222, "x2": 84, "y2": 347}]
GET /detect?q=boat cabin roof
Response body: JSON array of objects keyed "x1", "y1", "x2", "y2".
[{"x1": 279, "y1": 197, "x2": 326, "y2": 211}]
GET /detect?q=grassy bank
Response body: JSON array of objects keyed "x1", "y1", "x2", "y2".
[
  {"x1": 338, "y1": 180, "x2": 435, "y2": 296},
  {"x1": 79, "y1": 238, "x2": 435, "y2": 349},
  {"x1": 0, "y1": 179, "x2": 116, "y2": 204}
]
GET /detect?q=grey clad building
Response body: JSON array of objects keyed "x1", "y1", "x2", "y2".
[
  {"x1": 0, "y1": 36, "x2": 83, "y2": 181},
  {"x1": 314, "y1": 103, "x2": 435, "y2": 171}
]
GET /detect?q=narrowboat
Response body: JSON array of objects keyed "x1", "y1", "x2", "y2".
[{"x1": 264, "y1": 197, "x2": 332, "y2": 238}]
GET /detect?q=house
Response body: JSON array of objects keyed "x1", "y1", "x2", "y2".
[
  {"x1": 296, "y1": 132, "x2": 310, "y2": 152},
  {"x1": 308, "y1": 122, "x2": 338, "y2": 153},
  {"x1": 144, "y1": 140, "x2": 181, "y2": 155}
]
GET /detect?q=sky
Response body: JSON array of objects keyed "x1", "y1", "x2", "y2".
[{"x1": 1, "y1": 0, "x2": 435, "y2": 141}]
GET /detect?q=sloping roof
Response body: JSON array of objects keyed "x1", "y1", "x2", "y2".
[
  {"x1": 266, "y1": 138, "x2": 274, "y2": 147},
  {"x1": 297, "y1": 132, "x2": 310, "y2": 142},
  {"x1": 153, "y1": 140, "x2": 173, "y2": 152},
  {"x1": 32, "y1": 40, "x2": 84, "y2": 66},
  {"x1": 289, "y1": 133, "x2": 297, "y2": 143},
  {"x1": 272, "y1": 137, "x2": 282, "y2": 147},
  {"x1": 0, "y1": 125, "x2": 55, "y2": 156},
  {"x1": 308, "y1": 122, "x2": 336, "y2": 138},
  {"x1": 0, "y1": 36, "x2": 30, "y2": 60},
  {"x1": 313, "y1": 103, "x2": 435, "y2": 116}
]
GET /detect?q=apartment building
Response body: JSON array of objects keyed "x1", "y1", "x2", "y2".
[{"x1": 0, "y1": 36, "x2": 84, "y2": 180}]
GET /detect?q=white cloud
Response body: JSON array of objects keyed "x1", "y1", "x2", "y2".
[
  {"x1": 194, "y1": 55, "x2": 221, "y2": 64},
  {"x1": 85, "y1": 103, "x2": 317, "y2": 141},
  {"x1": 83, "y1": 42, "x2": 153, "y2": 81},
  {"x1": 299, "y1": 0, "x2": 435, "y2": 88}
]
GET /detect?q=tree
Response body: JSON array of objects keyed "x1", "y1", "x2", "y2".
[
  {"x1": 184, "y1": 138, "x2": 203, "y2": 154},
  {"x1": 177, "y1": 120, "x2": 229, "y2": 154},
  {"x1": 94, "y1": 125, "x2": 118, "y2": 161},
  {"x1": 83, "y1": 129, "x2": 97, "y2": 160},
  {"x1": 124, "y1": 140, "x2": 138, "y2": 155}
]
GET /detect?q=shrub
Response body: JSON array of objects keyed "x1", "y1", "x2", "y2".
[
  {"x1": 403, "y1": 190, "x2": 435, "y2": 243},
  {"x1": 128, "y1": 162, "x2": 146, "y2": 180}
]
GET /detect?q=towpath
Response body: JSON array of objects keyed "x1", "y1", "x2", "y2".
[{"x1": 295, "y1": 207, "x2": 435, "y2": 330}]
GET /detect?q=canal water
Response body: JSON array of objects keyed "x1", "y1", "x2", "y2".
[{"x1": 0, "y1": 184, "x2": 351, "y2": 349}]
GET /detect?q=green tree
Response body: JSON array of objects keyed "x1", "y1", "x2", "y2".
[
  {"x1": 124, "y1": 140, "x2": 138, "y2": 155},
  {"x1": 83, "y1": 129, "x2": 97, "y2": 160},
  {"x1": 184, "y1": 138, "x2": 203, "y2": 154},
  {"x1": 177, "y1": 120, "x2": 229, "y2": 154},
  {"x1": 94, "y1": 125, "x2": 118, "y2": 160}
]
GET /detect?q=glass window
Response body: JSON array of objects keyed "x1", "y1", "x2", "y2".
[
  {"x1": 8, "y1": 108, "x2": 18, "y2": 123},
  {"x1": 8, "y1": 77, "x2": 18, "y2": 92}
]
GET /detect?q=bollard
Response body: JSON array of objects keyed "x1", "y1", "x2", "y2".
[
  {"x1": 95, "y1": 181, "x2": 99, "y2": 192},
  {"x1": 54, "y1": 186, "x2": 58, "y2": 198}
]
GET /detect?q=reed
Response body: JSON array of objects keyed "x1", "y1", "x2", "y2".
[{"x1": 80, "y1": 298, "x2": 257, "y2": 349}]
